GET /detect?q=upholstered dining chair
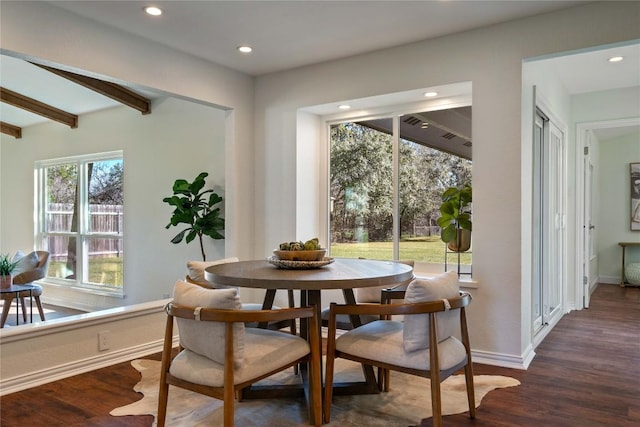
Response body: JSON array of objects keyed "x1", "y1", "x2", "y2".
[
  {"x1": 320, "y1": 259, "x2": 414, "y2": 330},
  {"x1": 1, "y1": 251, "x2": 50, "y2": 328},
  {"x1": 157, "y1": 280, "x2": 322, "y2": 427},
  {"x1": 186, "y1": 258, "x2": 296, "y2": 333},
  {"x1": 323, "y1": 271, "x2": 475, "y2": 427}
]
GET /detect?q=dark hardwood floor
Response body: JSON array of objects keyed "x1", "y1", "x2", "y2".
[
  {"x1": 1, "y1": 284, "x2": 638, "y2": 426},
  {"x1": 431, "y1": 283, "x2": 640, "y2": 427}
]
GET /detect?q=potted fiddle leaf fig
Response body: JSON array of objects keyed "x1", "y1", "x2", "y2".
[
  {"x1": 437, "y1": 185, "x2": 472, "y2": 252},
  {"x1": 163, "y1": 172, "x2": 225, "y2": 261}
]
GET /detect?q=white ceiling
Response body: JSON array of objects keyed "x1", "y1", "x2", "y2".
[
  {"x1": 48, "y1": 0, "x2": 586, "y2": 77},
  {"x1": 1, "y1": 1, "x2": 638, "y2": 136}
]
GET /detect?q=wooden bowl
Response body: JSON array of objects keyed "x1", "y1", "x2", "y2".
[{"x1": 273, "y1": 249, "x2": 326, "y2": 261}]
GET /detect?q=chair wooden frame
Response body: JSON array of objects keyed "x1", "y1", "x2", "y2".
[
  {"x1": 185, "y1": 275, "x2": 297, "y2": 334},
  {"x1": 320, "y1": 259, "x2": 415, "y2": 330},
  {"x1": 323, "y1": 292, "x2": 475, "y2": 427},
  {"x1": 158, "y1": 303, "x2": 322, "y2": 427}
]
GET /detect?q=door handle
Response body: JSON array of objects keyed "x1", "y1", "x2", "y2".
[{"x1": 589, "y1": 224, "x2": 595, "y2": 230}]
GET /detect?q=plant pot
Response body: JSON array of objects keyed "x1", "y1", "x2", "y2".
[
  {"x1": 447, "y1": 229, "x2": 471, "y2": 252},
  {"x1": 1, "y1": 274, "x2": 12, "y2": 289}
]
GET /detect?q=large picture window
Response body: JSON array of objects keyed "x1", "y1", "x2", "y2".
[
  {"x1": 36, "y1": 151, "x2": 124, "y2": 295},
  {"x1": 329, "y1": 109, "x2": 472, "y2": 270}
]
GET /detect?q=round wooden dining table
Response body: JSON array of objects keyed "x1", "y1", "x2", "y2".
[
  {"x1": 204, "y1": 257, "x2": 413, "y2": 292},
  {"x1": 204, "y1": 257, "x2": 413, "y2": 329},
  {"x1": 204, "y1": 257, "x2": 414, "y2": 408}
]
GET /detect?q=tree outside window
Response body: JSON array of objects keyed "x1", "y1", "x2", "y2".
[{"x1": 330, "y1": 119, "x2": 471, "y2": 265}]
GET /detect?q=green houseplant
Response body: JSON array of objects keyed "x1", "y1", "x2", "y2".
[
  {"x1": 0, "y1": 253, "x2": 18, "y2": 289},
  {"x1": 437, "y1": 185, "x2": 472, "y2": 252},
  {"x1": 163, "y1": 172, "x2": 225, "y2": 261}
]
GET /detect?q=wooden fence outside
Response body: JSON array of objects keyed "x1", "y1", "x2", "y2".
[{"x1": 47, "y1": 203, "x2": 123, "y2": 259}]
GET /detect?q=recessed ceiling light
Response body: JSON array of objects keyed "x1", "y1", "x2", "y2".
[
  {"x1": 144, "y1": 6, "x2": 163, "y2": 16},
  {"x1": 608, "y1": 56, "x2": 624, "y2": 63},
  {"x1": 338, "y1": 104, "x2": 351, "y2": 110},
  {"x1": 424, "y1": 91, "x2": 438, "y2": 97},
  {"x1": 237, "y1": 46, "x2": 253, "y2": 54}
]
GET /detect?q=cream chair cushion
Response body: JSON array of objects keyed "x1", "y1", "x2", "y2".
[
  {"x1": 402, "y1": 271, "x2": 460, "y2": 352},
  {"x1": 186, "y1": 258, "x2": 282, "y2": 322},
  {"x1": 186, "y1": 257, "x2": 239, "y2": 286},
  {"x1": 12, "y1": 251, "x2": 39, "y2": 275},
  {"x1": 170, "y1": 327, "x2": 310, "y2": 387},
  {"x1": 172, "y1": 280, "x2": 244, "y2": 368},
  {"x1": 354, "y1": 285, "x2": 387, "y2": 304},
  {"x1": 335, "y1": 320, "x2": 466, "y2": 371}
]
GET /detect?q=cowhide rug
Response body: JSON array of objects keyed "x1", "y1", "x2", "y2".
[{"x1": 111, "y1": 358, "x2": 519, "y2": 426}]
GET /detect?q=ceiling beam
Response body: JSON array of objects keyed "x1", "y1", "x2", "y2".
[
  {"x1": 0, "y1": 87, "x2": 78, "y2": 128},
  {"x1": 1, "y1": 121, "x2": 22, "y2": 139},
  {"x1": 34, "y1": 64, "x2": 151, "y2": 115}
]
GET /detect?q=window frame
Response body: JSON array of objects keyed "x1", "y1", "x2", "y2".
[
  {"x1": 325, "y1": 102, "x2": 472, "y2": 272},
  {"x1": 35, "y1": 150, "x2": 124, "y2": 297}
]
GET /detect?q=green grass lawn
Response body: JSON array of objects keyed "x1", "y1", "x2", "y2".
[
  {"x1": 49, "y1": 256, "x2": 123, "y2": 286},
  {"x1": 330, "y1": 237, "x2": 471, "y2": 264}
]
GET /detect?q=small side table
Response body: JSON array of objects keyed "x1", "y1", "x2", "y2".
[
  {"x1": 0, "y1": 284, "x2": 36, "y2": 328},
  {"x1": 618, "y1": 242, "x2": 640, "y2": 287}
]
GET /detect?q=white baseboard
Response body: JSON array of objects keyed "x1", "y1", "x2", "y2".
[
  {"x1": 1, "y1": 341, "x2": 160, "y2": 395},
  {"x1": 598, "y1": 275, "x2": 620, "y2": 285},
  {"x1": 471, "y1": 347, "x2": 534, "y2": 370},
  {"x1": 0, "y1": 299, "x2": 173, "y2": 396}
]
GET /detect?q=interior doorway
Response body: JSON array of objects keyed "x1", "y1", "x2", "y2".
[{"x1": 575, "y1": 117, "x2": 640, "y2": 309}]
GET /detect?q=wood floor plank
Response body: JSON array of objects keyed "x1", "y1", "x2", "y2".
[
  {"x1": 1, "y1": 284, "x2": 638, "y2": 426},
  {"x1": 426, "y1": 284, "x2": 640, "y2": 427}
]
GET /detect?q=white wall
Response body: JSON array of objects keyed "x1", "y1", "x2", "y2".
[
  {"x1": 253, "y1": 2, "x2": 640, "y2": 366},
  {"x1": 1, "y1": 97, "x2": 227, "y2": 309},
  {"x1": 597, "y1": 132, "x2": 640, "y2": 281}
]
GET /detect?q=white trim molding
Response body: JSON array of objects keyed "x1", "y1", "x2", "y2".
[
  {"x1": 0, "y1": 299, "x2": 174, "y2": 395},
  {"x1": 471, "y1": 346, "x2": 536, "y2": 371}
]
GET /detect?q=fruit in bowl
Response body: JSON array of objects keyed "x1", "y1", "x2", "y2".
[
  {"x1": 275, "y1": 238, "x2": 326, "y2": 261},
  {"x1": 273, "y1": 249, "x2": 326, "y2": 261}
]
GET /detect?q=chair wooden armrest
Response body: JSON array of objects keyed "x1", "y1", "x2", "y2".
[
  {"x1": 323, "y1": 291, "x2": 474, "y2": 426},
  {"x1": 167, "y1": 303, "x2": 314, "y2": 324},
  {"x1": 12, "y1": 267, "x2": 45, "y2": 285},
  {"x1": 380, "y1": 283, "x2": 409, "y2": 305},
  {"x1": 160, "y1": 302, "x2": 322, "y2": 427},
  {"x1": 330, "y1": 292, "x2": 472, "y2": 318},
  {"x1": 185, "y1": 275, "x2": 297, "y2": 333}
]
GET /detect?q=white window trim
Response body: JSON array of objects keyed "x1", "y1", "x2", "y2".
[
  {"x1": 35, "y1": 150, "x2": 124, "y2": 297},
  {"x1": 324, "y1": 100, "x2": 473, "y2": 272}
]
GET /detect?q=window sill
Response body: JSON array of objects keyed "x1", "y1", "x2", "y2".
[{"x1": 40, "y1": 279, "x2": 125, "y2": 299}]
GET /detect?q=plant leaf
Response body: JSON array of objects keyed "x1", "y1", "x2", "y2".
[
  {"x1": 208, "y1": 192, "x2": 223, "y2": 206},
  {"x1": 170, "y1": 229, "x2": 187, "y2": 244},
  {"x1": 441, "y1": 225, "x2": 457, "y2": 243},
  {"x1": 185, "y1": 229, "x2": 198, "y2": 244}
]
